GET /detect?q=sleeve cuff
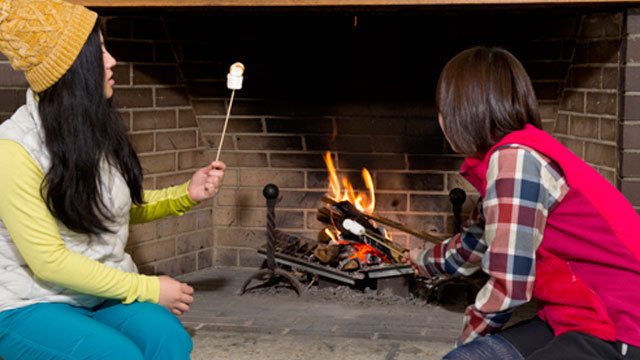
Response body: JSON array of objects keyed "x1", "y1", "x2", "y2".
[
  {"x1": 123, "y1": 274, "x2": 160, "y2": 304},
  {"x1": 177, "y1": 180, "x2": 200, "y2": 209},
  {"x1": 417, "y1": 248, "x2": 439, "y2": 277}
]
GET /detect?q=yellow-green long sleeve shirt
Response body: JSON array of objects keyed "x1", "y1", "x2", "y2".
[{"x1": 0, "y1": 139, "x2": 198, "y2": 306}]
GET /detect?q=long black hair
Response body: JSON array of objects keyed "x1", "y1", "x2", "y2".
[{"x1": 38, "y1": 23, "x2": 143, "y2": 235}]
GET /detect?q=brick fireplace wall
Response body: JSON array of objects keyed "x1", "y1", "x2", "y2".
[
  {"x1": 620, "y1": 9, "x2": 640, "y2": 212},
  {"x1": 555, "y1": 12, "x2": 622, "y2": 185},
  {"x1": 0, "y1": 6, "x2": 636, "y2": 276}
]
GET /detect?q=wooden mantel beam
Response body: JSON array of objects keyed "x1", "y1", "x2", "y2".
[{"x1": 69, "y1": 0, "x2": 637, "y2": 7}]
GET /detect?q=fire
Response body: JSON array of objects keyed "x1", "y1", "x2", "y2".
[
  {"x1": 321, "y1": 152, "x2": 396, "y2": 266},
  {"x1": 323, "y1": 152, "x2": 376, "y2": 214},
  {"x1": 339, "y1": 241, "x2": 389, "y2": 264}
]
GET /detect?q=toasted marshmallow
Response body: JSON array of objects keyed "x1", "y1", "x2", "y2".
[
  {"x1": 229, "y1": 62, "x2": 244, "y2": 76},
  {"x1": 227, "y1": 62, "x2": 244, "y2": 90}
]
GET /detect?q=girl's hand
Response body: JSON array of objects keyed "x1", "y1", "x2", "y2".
[
  {"x1": 402, "y1": 248, "x2": 426, "y2": 277},
  {"x1": 188, "y1": 161, "x2": 226, "y2": 202},
  {"x1": 158, "y1": 275, "x2": 194, "y2": 316}
]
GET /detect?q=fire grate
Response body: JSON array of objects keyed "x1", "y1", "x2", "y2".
[
  {"x1": 239, "y1": 183, "x2": 416, "y2": 295},
  {"x1": 240, "y1": 182, "x2": 478, "y2": 303},
  {"x1": 256, "y1": 231, "x2": 414, "y2": 286}
]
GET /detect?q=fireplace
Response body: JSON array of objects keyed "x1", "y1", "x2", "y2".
[{"x1": 1, "y1": 4, "x2": 639, "y2": 278}]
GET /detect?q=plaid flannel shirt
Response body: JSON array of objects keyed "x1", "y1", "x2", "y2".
[{"x1": 416, "y1": 144, "x2": 569, "y2": 344}]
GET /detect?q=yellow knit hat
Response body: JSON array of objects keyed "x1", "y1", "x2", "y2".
[{"x1": 0, "y1": 0, "x2": 97, "y2": 92}]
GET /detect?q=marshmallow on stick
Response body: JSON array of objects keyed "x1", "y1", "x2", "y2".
[
  {"x1": 342, "y1": 219, "x2": 407, "y2": 258},
  {"x1": 215, "y1": 62, "x2": 244, "y2": 161},
  {"x1": 227, "y1": 62, "x2": 244, "y2": 89}
]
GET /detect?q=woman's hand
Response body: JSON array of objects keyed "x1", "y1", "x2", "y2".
[
  {"x1": 188, "y1": 161, "x2": 226, "y2": 202},
  {"x1": 158, "y1": 275, "x2": 194, "y2": 316}
]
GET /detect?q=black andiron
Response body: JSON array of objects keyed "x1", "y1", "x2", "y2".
[
  {"x1": 238, "y1": 184, "x2": 304, "y2": 296},
  {"x1": 449, "y1": 188, "x2": 466, "y2": 234},
  {"x1": 432, "y1": 187, "x2": 484, "y2": 304}
]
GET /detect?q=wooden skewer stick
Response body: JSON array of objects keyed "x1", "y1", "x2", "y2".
[
  {"x1": 363, "y1": 212, "x2": 442, "y2": 245},
  {"x1": 215, "y1": 89, "x2": 235, "y2": 162},
  {"x1": 215, "y1": 61, "x2": 244, "y2": 161},
  {"x1": 361, "y1": 231, "x2": 406, "y2": 258},
  {"x1": 342, "y1": 219, "x2": 406, "y2": 260}
]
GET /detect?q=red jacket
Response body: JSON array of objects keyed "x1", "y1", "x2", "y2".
[{"x1": 461, "y1": 124, "x2": 640, "y2": 346}]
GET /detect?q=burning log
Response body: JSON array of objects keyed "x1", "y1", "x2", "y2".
[
  {"x1": 316, "y1": 207, "x2": 345, "y2": 232},
  {"x1": 321, "y1": 197, "x2": 442, "y2": 245},
  {"x1": 317, "y1": 228, "x2": 334, "y2": 243},
  {"x1": 316, "y1": 213, "x2": 393, "y2": 261},
  {"x1": 317, "y1": 202, "x2": 381, "y2": 241},
  {"x1": 317, "y1": 206, "x2": 374, "y2": 238},
  {"x1": 317, "y1": 206, "x2": 400, "y2": 262}
]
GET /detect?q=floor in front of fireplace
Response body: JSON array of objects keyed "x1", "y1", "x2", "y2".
[{"x1": 176, "y1": 267, "x2": 471, "y2": 360}]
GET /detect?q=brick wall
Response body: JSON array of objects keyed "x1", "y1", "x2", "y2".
[
  {"x1": 620, "y1": 9, "x2": 640, "y2": 212},
  {"x1": 0, "y1": 6, "x2": 634, "y2": 275},
  {"x1": 0, "y1": 53, "x2": 27, "y2": 121},
  {"x1": 554, "y1": 12, "x2": 623, "y2": 185},
  {"x1": 156, "y1": 9, "x2": 602, "y2": 268}
]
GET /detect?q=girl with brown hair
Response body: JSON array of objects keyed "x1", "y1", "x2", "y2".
[{"x1": 405, "y1": 46, "x2": 640, "y2": 359}]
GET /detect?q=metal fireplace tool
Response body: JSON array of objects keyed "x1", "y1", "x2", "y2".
[{"x1": 239, "y1": 184, "x2": 305, "y2": 296}]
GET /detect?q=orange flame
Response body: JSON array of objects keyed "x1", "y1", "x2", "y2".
[
  {"x1": 323, "y1": 152, "x2": 376, "y2": 214},
  {"x1": 338, "y1": 241, "x2": 389, "y2": 264},
  {"x1": 324, "y1": 228, "x2": 338, "y2": 244}
]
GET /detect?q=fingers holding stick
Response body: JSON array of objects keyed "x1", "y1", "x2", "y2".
[{"x1": 204, "y1": 160, "x2": 226, "y2": 195}]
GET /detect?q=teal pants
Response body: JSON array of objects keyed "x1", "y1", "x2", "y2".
[{"x1": 0, "y1": 300, "x2": 192, "y2": 360}]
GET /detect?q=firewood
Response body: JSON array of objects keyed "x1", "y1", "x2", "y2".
[
  {"x1": 275, "y1": 231, "x2": 321, "y2": 256},
  {"x1": 313, "y1": 244, "x2": 341, "y2": 264},
  {"x1": 275, "y1": 230, "x2": 300, "y2": 249},
  {"x1": 316, "y1": 207, "x2": 355, "y2": 239},
  {"x1": 317, "y1": 230, "x2": 333, "y2": 244},
  {"x1": 338, "y1": 257, "x2": 361, "y2": 271},
  {"x1": 317, "y1": 206, "x2": 397, "y2": 261},
  {"x1": 316, "y1": 207, "x2": 343, "y2": 227},
  {"x1": 317, "y1": 203, "x2": 375, "y2": 236}
]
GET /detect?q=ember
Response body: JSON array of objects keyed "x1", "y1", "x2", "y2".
[{"x1": 341, "y1": 241, "x2": 388, "y2": 265}]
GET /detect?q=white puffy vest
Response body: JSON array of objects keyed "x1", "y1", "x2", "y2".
[{"x1": 0, "y1": 90, "x2": 137, "y2": 311}]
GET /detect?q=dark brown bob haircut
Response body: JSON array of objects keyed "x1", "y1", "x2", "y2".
[{"x1": 436, "y1": 46, "x2": 542, "y2": 157}]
